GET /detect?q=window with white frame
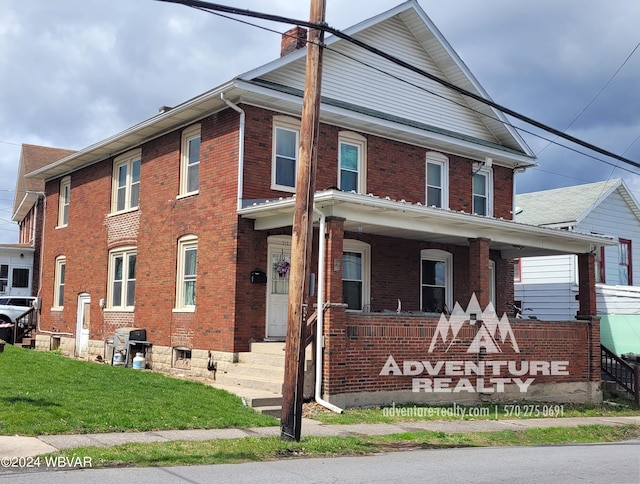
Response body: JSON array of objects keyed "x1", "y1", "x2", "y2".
[
  {"x1": 58, "y1": 176, "x2": 71, "y2": 227},
  {"x1": 54, "y1": 257, "x2": 65, "y2": 309},
  {"x1": 338, "y1": 132, "x2": 366, "y2": 193},
  {"x1": 180, "y1": 124, "x2": 201, "y2": 196},
  {"x1": 426, "y1": 152, "x2": 449, "y2": 208},
  {"x1": 108, "y1": 247, "x2": 136, "y2": 310},
  {"x1": 176, "y1": 235, "x2": 198, "y2": 310},
  {"x1": 619, "y1": 238, "x2": 632, "y2": 285},
  {"x1": 472, "y1": 164, "x2": 493, "y2": 216},
  {"x1": 513, "y1": 258, "x2": 522, "y2": 283},
  {"x1": 420, "y1": 249, "x2": 453, "y2": 313},
  {"x1": 489, "y1": 259, "x2": 496, "y2": 307},
  {"x1": 272, "y1": 118, "x2": 300, "y2": 192},
  {"x1": 0, "y1": 265, "x2": 7, "y2": 293},
  {"x1": 342, "y1": 240, "x2": 370, "y2": 311},
  {"x1": 112, "y1": 150, "x2": 141, "y2": 213}
]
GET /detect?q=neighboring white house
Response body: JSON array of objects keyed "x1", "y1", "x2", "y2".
[{"x1": 514, "y1": 179, "x2": 640, "y2": 354}]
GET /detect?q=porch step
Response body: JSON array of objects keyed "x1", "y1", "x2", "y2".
[
  {"x1": 255, "y1": 405, "x2": 283, "y2": 418},
  {"x1": 222, "y1": 362, "x2": 285, "y2": 381},
  {"x1": 215, "y1": 372, "x2": 284, "y2": 394},
  {"x1": 250, "y1": 342, "x2": 286, "y2": 355},
  {"x1": 208, "y1": 383, "x2": 283, "y2": 417},
  {"x1": 19, "y1": 338, "x2": 35, "y2": 349},
  {"x1": 237, "y1": 351, "x2": 286, "y2": 367}
]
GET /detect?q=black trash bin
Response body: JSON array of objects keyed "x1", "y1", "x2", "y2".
[{"x1": 0, "y1": 324, "x2": 13, "y2": 344}]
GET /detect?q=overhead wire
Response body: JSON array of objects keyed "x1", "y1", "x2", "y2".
[{"x1": 156, "y1": 0, "x2": 640, "y2": 171}]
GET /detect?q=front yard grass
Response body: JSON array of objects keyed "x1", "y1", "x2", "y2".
[{"x1": 0, "y1": 345, "x2": 277, "y2": 436}]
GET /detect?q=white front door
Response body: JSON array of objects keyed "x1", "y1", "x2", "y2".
[
  {"x1": 266, "y1": 237, "x2": 291, "y2": 340},
  {"x1": 76, "y1": 293, "x2": 90, "y2": 357}
]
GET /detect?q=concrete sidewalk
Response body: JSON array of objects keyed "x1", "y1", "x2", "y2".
[{"x1": 2, "y1": 415, "x2": 640, "y2": 458}]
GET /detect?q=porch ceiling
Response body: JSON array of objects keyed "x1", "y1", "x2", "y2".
[{"x1": 239, "y1": 190, "x2": 616, "y2": 259}]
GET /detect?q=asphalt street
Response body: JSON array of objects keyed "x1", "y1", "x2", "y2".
[{"x1": 1, "y1": 439, "x2": 639, "y2": 484}]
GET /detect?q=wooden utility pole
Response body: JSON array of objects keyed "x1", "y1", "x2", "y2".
[{"x1": 280, "y1": 0, "x2": 326, "y2": 442}]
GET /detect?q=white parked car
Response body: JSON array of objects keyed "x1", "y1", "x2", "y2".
[{"x1": 0, "y1": 296, "x2": 38, "y2": 324}]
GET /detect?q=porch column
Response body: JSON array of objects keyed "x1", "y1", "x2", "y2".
[
  {"x1": 577, "y1": 252, "x2": 597, "y2": 317},
  {"x1": 324, "y1": 217, "x2": 345, "y2": 304},
  {"x1": 323, "y1": 216, "x2": 347, "y2": 402},
  {"x1": 468, "y1": 237, "x2": 491, "y2": 309}
]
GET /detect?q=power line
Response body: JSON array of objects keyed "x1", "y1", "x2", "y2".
[{"x1": 156, "y1": 0, "x2": 640, "y2": 170}]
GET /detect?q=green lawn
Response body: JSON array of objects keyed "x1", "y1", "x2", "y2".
[{"x1": 0, "y1": 345, "x2": 277, "y2": 436}]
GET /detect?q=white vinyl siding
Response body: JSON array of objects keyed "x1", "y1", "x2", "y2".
[{"x1": 260, "y1": 17, "x2": 501, "y2": 145}]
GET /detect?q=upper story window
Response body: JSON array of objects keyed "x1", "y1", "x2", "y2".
[
  {"x1": 420, "y1": 249, "x2": 453, "y2": 313},
  {"x1": 108, "y1": 247, "x2": 136, "y2": 310},
  {"x1": 342, "y1": 240, "x2": 371, "y2": 311},
  {"x1": 0, "y1": 265, "x2": 8, "y2": 293},
  {"x1": 619, "y1": 238, "x2": 632, "y2": 285},
  {"x1": 272, "y1": 117, "x2": 300, "y2": 192},
  {"x1": 472, "y1": 164, "x2": 493, "y2": 216},
  {"x1": 176, "y1": 235, "x2": 198, "y2": 311},
  {"x1": 58, "y1": 176, "x2": 71, "y2": 227},
  {"x1": 112, "y1": 150, "x2": 141, "y2": 213},
  {"x1": 53, "y1": 256, "x2": 65, "y2": 309},
  {"x1": 426, "y1": 152, "x2": 449, "y2": 208},
  {"x1": 180, "y1": 124, "x2": 201, "y2": 196},
  {"x1": 338, "y1": 132, "x2": 367, "y2": 193}
]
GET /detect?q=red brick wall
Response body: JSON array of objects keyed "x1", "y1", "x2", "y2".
[
  {"x1": 324, "y1": 312, "x2": 599, "y2": 396},
  {"x1": 39, "y1": 102, "x2": 517, "y2": 355}
]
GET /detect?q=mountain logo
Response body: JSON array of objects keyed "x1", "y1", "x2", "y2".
[{"x1": 428, "y1": 294, "x2": 519, "y2": 354}]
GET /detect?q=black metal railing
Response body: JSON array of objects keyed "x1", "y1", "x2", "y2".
[
  {"x1": 601, "y1": 344, "x2": 640, "y2": 405},
  {"x1": 13, "y1": 306, "x2": 37, "y2": 345}
]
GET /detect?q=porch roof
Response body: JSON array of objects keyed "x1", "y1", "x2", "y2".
[{"x1": 239, "y1": 190, "x2": 616, "y2": 259}]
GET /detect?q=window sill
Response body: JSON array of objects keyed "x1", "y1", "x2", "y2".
[
  {"x1": 50, "y1": 307, "x2": 63, "y2": 312},
  {"x1": 173, "y1": 308, "x2": 196, "y2": 313},
  {"x1": 108, "y1": 207, "x2": 140, "y2": 217},
  {"x1": 177, "y1": 191, "x2": 199, "y2": 200},
  {"x1": 55, "y1": 224, "x2": 68, "y2": 230},
  {"x1": 270, "y1": 184, "x2": 296, "y2": 194},
  {"x1": 103, "y1": 308, "x2": 135, "y2": 313}
]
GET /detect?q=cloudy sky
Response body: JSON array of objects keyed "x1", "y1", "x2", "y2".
[{"x1": 1, "y1": 0, "x2": 640, "y2": 243}]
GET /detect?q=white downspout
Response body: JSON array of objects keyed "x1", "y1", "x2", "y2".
[
  {"x1": 220, "y1": 93, "x2": 246, "y2": 211},
  {"x1": 314, "y1": 207, "x2": 343, "y2": 413}
]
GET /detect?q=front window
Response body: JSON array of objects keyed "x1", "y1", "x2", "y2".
[
  {"x1": 0, "y1": 265, "x2": 7, "y2": 293},
  {"x1": 426, "y1": 152, "x2": 448, "y2": 208},
  {"x1": 12, "y1": 268, "x2": 29, "y2": 289},
  {"x1": 338, "y1": 132, "x2": 366, "y2": 193},
  {"x1": 108, "y1": 248, "x2": 136, "y2": 309},
  {"x1": 596, "y1": 247, "x2": 606, "y2": 284},
  {"x1": 54, "y1": 257, "x2": 65, "y2": 309},
  {"x1": 272, "y1": 118, "x2": 300, "y2": 192},
  {"x1": 180, "y1": 124, "x2": 200, "y2": 196},
  {"x1": 176, "y1": 235, "x2": 198, "y2": 310},
  {"x1": 58, "y1": 176, "x2": 71, "y2": 227},
  {"x1": 420, "y1": 249, "x2": 452, "y2": 313},
  {"x1": 112, "y1": 150, "x2": 141, "y2": 213},
  {"x1": 472, "y1": 164, "x2": 493, "y2": 216},
  {"x1": 619, "y1": 238, "x2": 632, "y2": 285},
  {"x1": 342, "y1": 240, "x2": 370, "y2": 311}
]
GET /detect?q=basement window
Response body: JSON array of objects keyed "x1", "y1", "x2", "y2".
[{"x1": 173, "y1": 347, "x2": 192, "y2": 370}]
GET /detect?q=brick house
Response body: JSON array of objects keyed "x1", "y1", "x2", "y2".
[{"x1": 27, "y1": 2, "x2": 611, "y2": 407}]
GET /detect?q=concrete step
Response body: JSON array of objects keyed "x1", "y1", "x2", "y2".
[
  {"x1": 214, "y1": 373, "x2": 284, "y2": 394},
  {"x1": 20, "y1": 338, "x2": 35, "y2": 349},
  {"x1": 250, "y1": 342, "x2": 286, "y2": 355},
  {"x1": 237, "y1": 351, "x2": 285, "y2": 367},
  {"x1": 208, "y1": 382, "x2": 283, "y2": 412},
  {"x1": 255, "y1": 405, "x2": 282, "y2": 418},
  {"x1": 221, "y1": 362, "x2": 285, "y2": 380}
]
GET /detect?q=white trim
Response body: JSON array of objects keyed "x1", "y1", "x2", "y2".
[
  {"x1": 111, "y1": 149, "x2": 141, "y2": 214},
  {"x1": 180, "y1": 124, "x2": 201, "y2": 196},
  {"x1": 426, "y1": 151, "x2": 448, "y2": 209},
  {"x1": 489, "y1": 259, "x2": 496, "y2": 307},
  {"x1": 343, "y1": 239, "x2": 371, "y2": 311},
  {"x1": 472, "y1": 163, "x2": 493, "y2": 216},
  {"x1": 176, "y1": 234, "x2": 198, "y2": 310},
  {"x1": 107, "y1": 246, "x2": 137, "y2": 311},
  {"x1": 420, "y1": 248, "x2": 453, "y2": 312},
  {"x1": 53, "y1": 256, "x2": 66, "y2": 309},
  {"x1": 57, "y1": 176, "x2": 71, "y2": 227},
  {"x1": 271, "y1": 116, "x2": 300, "y2": 193},
  {"x1": 338, "y1": 131, "x2": 367, "y2": 194}
]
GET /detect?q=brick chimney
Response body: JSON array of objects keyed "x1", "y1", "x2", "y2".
[{"x1": 280, "y1": 26, "x2": 307, "y2": 57}]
